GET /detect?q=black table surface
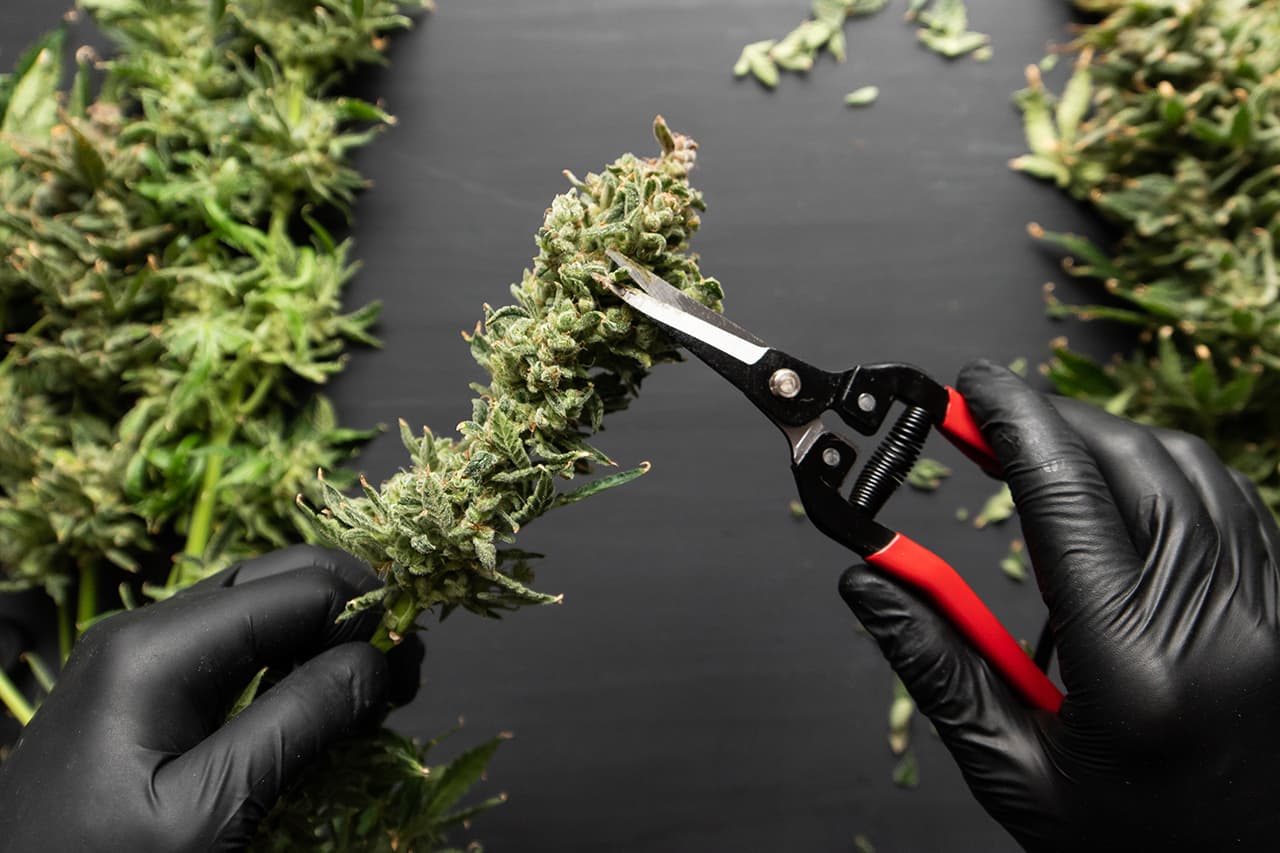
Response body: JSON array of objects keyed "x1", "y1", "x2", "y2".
[{"x1": 0, "y1": 2, "x2": 1116, "y2": 851}]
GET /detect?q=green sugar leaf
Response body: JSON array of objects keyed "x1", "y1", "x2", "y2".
[
  {"x1": 1009, "y1": 154, "x2": 1070, "y2": 187},
  {"x1": 973, "y1": 484, "x2": 1015, "y2": 528},
  {"x1": 1000, "y1": 540, "x2": 1030, "y2": 582},
  {"x1": 0, "y1": 27, "x2": 66, "y2": 164},
  {"x1": 892, "y1": 749, "x2": 920, "y2": 788},
  {"x1": 844, "y1": 86, "x2": 880, "y2": 106},
  {"x1": 735, "y1": 0, "x2": 894, "y2": 88},
  {"x1": 917, "y1": 27, "x2": 988, "y2": 58},
  {"x1": 906, "y1": 457, "x2": 950, "y2": 491},
  {"x1": 553, "y1": 462, "x2": 652, "y2": 508},
  {"x1": 1055, "y1": 49, "x2": 1094, "y2": 146},
  {"x1": 918, "y1": 0, "x2": 966, "y2": 34},
  {"x1": 888, "y1": 677, "x2": 915, "y2": 754},
  {"x1": 426, "y1": 733, "x2": 511, "y2": 821},
  {"x1": 736, "y1": 40, "x2": 779, "y2": 87},
  {"x1": 227, "y1": 667, "x2": 269, "y2": 720}
]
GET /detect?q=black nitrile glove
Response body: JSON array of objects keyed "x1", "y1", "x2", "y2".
[
  {"x1": 0, "y1": 544, "x2": 424, "y2": 852},
  {"x1": 840, "y1": 360, "x2": 1280, "y2": 852}
]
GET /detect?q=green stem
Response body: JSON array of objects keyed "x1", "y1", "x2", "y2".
[
  {"x1": 20, "y1": 652, "x2": 57, "y2": 695},
  {"x1": 371, "y1": 589, "x2": 419, "y2": 652},
  {"x1": 179, "y1": 435, "x2": 228, "y2": 568},
  {"x1": 171, "y1": 384, "x2": 243, "y2": 588},
  {"x1": 76, "y1": 562, "x2": 97, "y2": 637},
  {"x1": 0, "y1": 669, "x2": 33, "y2": 725},
  {"x1": 237, "y1": 368, "x2": 277, "y2": 418}
]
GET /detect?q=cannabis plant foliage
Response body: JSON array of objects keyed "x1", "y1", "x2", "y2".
[
  {"x1": 250, "y1": 727, "x2": 508, "y2": 853},
  {"x1": 1011, "y1": 0, "x2": 1280, "y2": 509},
  {"x1": 0, "y1": 0, "x2": 420, "y2": 608},
  {"x1": 0, "y1": 2, "x2": 507, "y2": 849},
  {"x1": 309, "y1": 117, "x2": 722, "y2": 642}
]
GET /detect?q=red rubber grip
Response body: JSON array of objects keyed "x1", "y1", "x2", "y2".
[
  {"x1": 941, "y1": 386, "x2": 1001, "y2": 476},
  {"x1": 867, "y1": 533, "x2": 1063, "y2": 713}
]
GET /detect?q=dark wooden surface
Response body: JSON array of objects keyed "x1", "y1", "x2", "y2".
[{"x1": 1, "y1": 2, "x2": 1115, "y2": 851}]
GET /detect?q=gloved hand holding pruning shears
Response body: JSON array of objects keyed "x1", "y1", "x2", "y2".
[{"x1": 608, "y1": 253, "x2": 1280, "y2": 852}]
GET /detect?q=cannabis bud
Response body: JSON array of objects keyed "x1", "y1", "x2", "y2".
[{"x1": 307, "y1": 117, "x2": 723, "y2": 644}]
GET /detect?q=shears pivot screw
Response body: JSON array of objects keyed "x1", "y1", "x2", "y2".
[
  {"x1": 822, "y1": 447, "x2": 842, "y2": 467},
  {"x1": 769, "y1": 368, "x2": 802, "y2": 399},
  {"x1": 857, "y1": 393, "x2": 876, "y2": 412}
]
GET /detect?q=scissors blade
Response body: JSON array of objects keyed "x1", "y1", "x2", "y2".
[{"x1": 604, "y1": 250, "x2": 770, "y2": 365}]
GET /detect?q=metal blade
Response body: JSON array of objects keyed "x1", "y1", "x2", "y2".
[
  {"x1": 604, "y1": 278, "x2": 769, "y2": 366},
  {"x1": 605, "y1": 250, "x2": 769, "y2": 362}
]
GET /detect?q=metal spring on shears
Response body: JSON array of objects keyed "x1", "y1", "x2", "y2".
[{"x1": 848, "y1": 404, "x2": 932, "y2": 515}]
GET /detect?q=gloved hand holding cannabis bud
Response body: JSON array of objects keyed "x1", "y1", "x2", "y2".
[
  {"x1": 842, "y1": 360, "x2": 1280, "y2": 852},
  {"x1": 0, "y1": 545, "x2": 423, "y2": 852}
]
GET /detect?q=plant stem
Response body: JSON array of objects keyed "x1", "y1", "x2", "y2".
[
  {"x1": 178, "y1": 435, "x2": 228, "y2": 572},
  {"x1": 0, "y1": 669, "x2": 33, "y2": 725},
  {"x1": 237, "y1": 367, "x2": 278, "y2": 418},
  {"x1": 371, "y1": 589, "x2": 419, "y2": 652},
  {"x1": 76, "y1": 562, "x2": 97, "y2": 637},
  {"x1": 172, "y1": 385, "x2": 243, "y2": 587},
  {"x1": 20, "y1": 652, "x2": 57, "y2": 695}
]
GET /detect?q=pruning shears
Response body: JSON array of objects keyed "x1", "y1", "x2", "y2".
[{"x1": 604, "y1": 250, "x2": 1064, "y2": 714}]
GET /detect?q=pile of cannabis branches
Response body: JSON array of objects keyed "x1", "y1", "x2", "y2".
[
  {"x1": 308, "y1": 116, "x2": 722, "y2": 646},
  {"x1": 1012, "y1": 0, "x2": 1280, "y2": 510},
  {"x1": 0, "y1": 0, "x2": 421, "y2": 660}
]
